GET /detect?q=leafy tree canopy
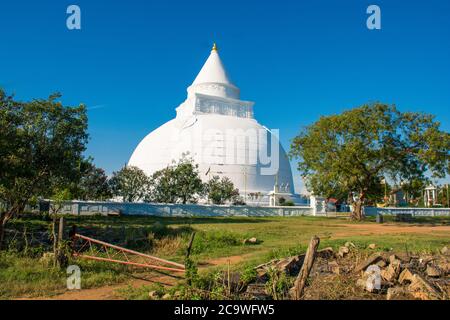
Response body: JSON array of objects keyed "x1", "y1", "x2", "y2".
[
  {"x1": 204, "y1": 176, "x2": 240, "y2": 205},
  {"x1": 290, "y1": 103, "x2": 450, "y2": 220},
  {"x1": 0, "y1": 89, "x2": 88, "y2": 247},
  {"x1": 109, "y1": 166, "x2": 151, "y2": 202},
  {"x1": 74, "y1": 159, "x2": 112, "y2": 201},
  {"x1": 0, "y1": 89, "x2": 88, "y2": 211},
  {"x1": 151, "y1": 155, "x2": 204, "y2": 204}
]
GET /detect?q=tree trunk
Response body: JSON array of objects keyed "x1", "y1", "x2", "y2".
[
  {"x1": 52, "y1": 213, "x2": 58, "y2": 267},
  {"x1": 0, "y1": 196, "x2": 34, "y2": 250},
  {"x1": 56, "y1": 217, "x2": 68, "y2": 268},
  {"x1": 352, "y1": 191, "x2": 367, "y2": 221},
  {"x1": 0, "y1": 220, "x2": 5, "y2": 251},
  {"x1": 0, "y1": 211, "x2": 13, "y2": 250},
  {"x1": 58, "y1": 217, "x2": 65, "y2": 243},
  {"x1": 352, "y1": 197, "x2": 365, "y2": 221}
]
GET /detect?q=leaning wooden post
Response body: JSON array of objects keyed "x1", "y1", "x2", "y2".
[{"x1": 291, "y1": 235, "x2": 320, "y2": 300}]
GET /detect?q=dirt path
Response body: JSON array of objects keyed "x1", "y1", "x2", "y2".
[
  {"x1": 334, "y1": 223, "x2": 450, "y2": 238},
  {"x1": 22, "y1": 273, "x2": 181, "y2": 300},
  {"x1": 24, "y1": 255, "x2": 248, "y2": 300},
  {"x1": 200, "y1": 254, "x2": 247, "y2": 267}
]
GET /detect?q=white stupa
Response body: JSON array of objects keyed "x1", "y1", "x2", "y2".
[{"x1": 129, "y1": 44, "x2": 300, "y2": 205}]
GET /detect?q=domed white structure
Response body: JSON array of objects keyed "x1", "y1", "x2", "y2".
[{"x1": 129, "y1": 44, "x2": 300, "y2": 205}]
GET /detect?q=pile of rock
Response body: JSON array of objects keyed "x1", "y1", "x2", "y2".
[
  {"x1": 355, "y1": 246, "x2": 449, "y2": 300},
  {"x1": 246, "y1": 243, "x2": 449, "y2": 300},
  {"x1": 245, "y1": 247, "x2": 336, "y2": 299},
  {"x1": 254, "y1": 247, "x2": 335, "y2": 279}
]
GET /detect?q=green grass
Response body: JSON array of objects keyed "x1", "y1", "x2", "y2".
[
  {"x1": 0, "y1": 252, "x2": 129, "y2": 299},
  {"x1": 1, "y1": 213, "x2": 449, "y2": 299}
]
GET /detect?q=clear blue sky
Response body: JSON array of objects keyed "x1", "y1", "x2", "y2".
[{"x1": 1, "y1": 0, "x2": 449, "y2": 191}]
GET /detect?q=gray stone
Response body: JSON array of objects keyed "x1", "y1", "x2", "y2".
[
  {"x1": 381, "y1": 260, "x2": 401, "y2": 282},
  {"x1": 398, "y1": 268, "x2": 414, "y2": 284},
  {"x1": 409, "y1": 274, "x2": 441, "y2": 300},
  {"x1": 338, "y1": 246, "x2": 349, "y2": 258},
  {"x1": 345, "y1": 242, "x2": 356, "y2": 248},
  {"x1": 389, "y1": 255, "x2": 399, "y2": 264},
  {"x1": 436, "y1": 260, "x2": 450, "y2": 275},
  {"x1": 244, "y1": 237, "x2": 259, "y2": 244},
  {"x1": 426, "y1": 265, "x2": 441, "y2": 277}
]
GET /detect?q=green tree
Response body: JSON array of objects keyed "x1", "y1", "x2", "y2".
[
  {"x1": 0, "y1": 89, "x2": 88, "y2": 248},
  {"x1": 109, "y1": 166, "x2": 151, "y2": 202},
  {"x1": 150, "y1": 156, "x2": 204, "y2": 204},
  {"x1": 290, "y1": 103, "x2": 450, "y2": 220},
  {"x1": 399, "y1": 179, "x2": 428, "y2": 206},
  {"x1": 173, "y1": 157, "x2": 204, "y2": 204},
  {"x1": 150, "y1": 166, "x2": 177, "y2": 203},
  {"x1": 204, "y1": 176, "x2": 240, "y2": 205},
  {"x1": 75, "y1": 160, "x2": 111, "y2": 200}
]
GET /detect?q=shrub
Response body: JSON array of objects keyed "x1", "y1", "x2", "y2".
[{"x1": 190, "y1": 231, "x2": 243, "y2": 254}]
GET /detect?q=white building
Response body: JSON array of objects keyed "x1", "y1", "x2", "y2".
[{"x1": 129, "y1": 44, "x2": 302, "y2": 205}]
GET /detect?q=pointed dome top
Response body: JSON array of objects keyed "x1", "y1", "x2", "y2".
[{"x1": 191, "y1": 44, "x2": 234, "y2": 86}]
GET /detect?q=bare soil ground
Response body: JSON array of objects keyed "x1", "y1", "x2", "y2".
[
  {"x1": 334, "y1": 223, "x2": 450, "y2": 238},
  {"x1": 21, "y1": 274, "x2": 180, "y2": 300}
]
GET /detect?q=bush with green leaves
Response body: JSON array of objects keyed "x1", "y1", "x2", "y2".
[
  {"x1": 109, "y1": 166, "x2": 151, "y2": 202},
  {"x1": 204, "y1": 176, "x2": 240, "y2": 205},
  {"x1": 150, "y1": 156, "x2": 204, "y2": 204}
]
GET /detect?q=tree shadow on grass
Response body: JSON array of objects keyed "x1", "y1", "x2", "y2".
[
  {"x1": 371, "y1": 215, "x2": 450, "y2": 227},
  {"x1": 65, "y1": 215, "x2": 276, "y2": 227}
]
